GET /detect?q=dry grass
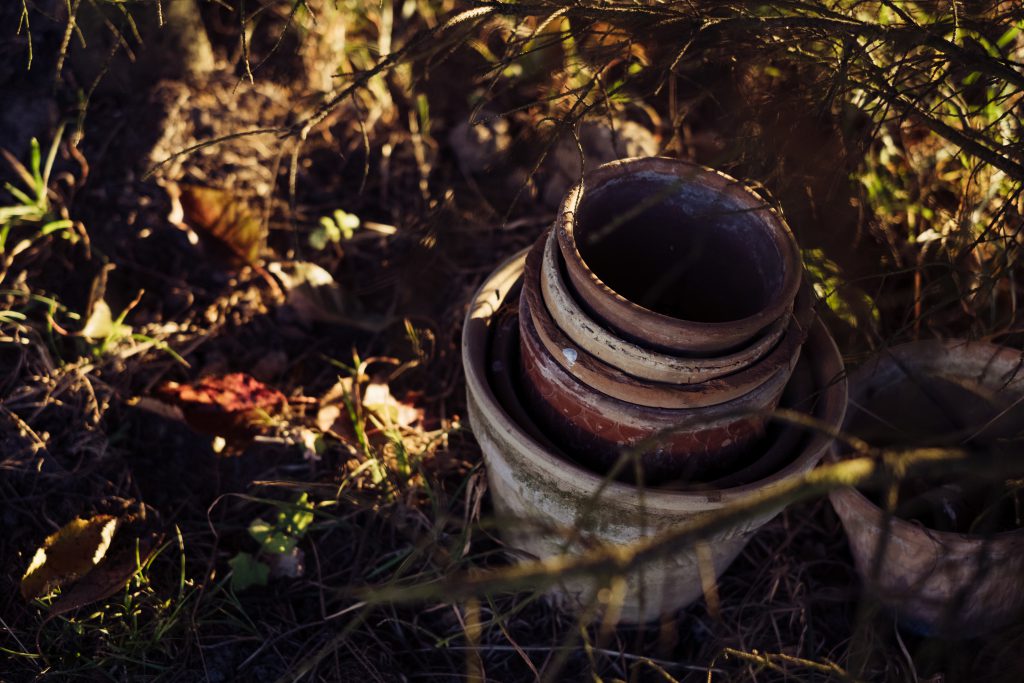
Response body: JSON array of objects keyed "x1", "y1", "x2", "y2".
[{"x1": 2, "y1": 1, "x2": 1024, "y2": 681}]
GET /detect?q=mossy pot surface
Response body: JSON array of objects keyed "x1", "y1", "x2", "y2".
[{"x1": 463, "y1": 250, "x2": 847, "y2": 622}]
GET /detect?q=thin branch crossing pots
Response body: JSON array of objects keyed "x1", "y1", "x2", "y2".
[
  {"x1": 463, "y1": 156, "x2": 846, "y2": 622},
  {"x1": 828, "y1": 340, "x2": 1024, "y2": 638},
  {"x1": 464, "y1": 248, "x2": 847, "y2": 622}
]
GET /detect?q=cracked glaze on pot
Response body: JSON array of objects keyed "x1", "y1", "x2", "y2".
[
  {"x1": 463, "y1": 250, "x2": 847, "y2": 622},
  {"x1": 829, "y1": 340, "x2": 1024, "y2": 637},
  {"x1": 556, "y1": 157, "x2": 802, "y2": 355}
]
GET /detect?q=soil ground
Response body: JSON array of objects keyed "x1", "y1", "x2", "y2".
[{"x1": 2, "y1": 3, "x2": 1023, "y2": 682}]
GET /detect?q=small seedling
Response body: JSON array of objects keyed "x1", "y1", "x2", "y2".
[
  {"x1": 0, "y1": 126, "x2": 74, "y2": 257},
  {"x1": 310, "y1": 209, "x2": 360, "y2": 250},
  {"x1": 230, "y1": 493, "x2": 316, "y2": 592}
]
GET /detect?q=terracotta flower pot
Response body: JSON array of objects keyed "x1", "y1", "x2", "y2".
[
  {"x1": 522, "y1": 230, "x2": 812, "y2": 409},
  {"x1": 540, "y1": 229, "x2": 789, "y2": 384},
  {"x1": 519, "y1": 294, "x2": 782, "y2": 482},
  {"x1": 556, "y1": 157, "x2": 802, "y2": 355},
  {"x1": 828, "y1": 340, "x2": 1024, "y2": 637},
  {"x1": 494, "y1": 287, "x2": 814, "y2": 491},
  {"x1": 462, "y1": 249, "x2": 847, "y2": 622}
]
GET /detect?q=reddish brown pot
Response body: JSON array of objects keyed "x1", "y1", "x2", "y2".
[
  {"x1": 556, "y1": 157, "x2": 802, "y2": 355},
  {"x1": 522, "y1": 231, "x2": 812, "y2": 409},
  {"x1": 489, "y1": 275, "x2": 826, "y2": 489},
  {"x1": 829, "y1": 340, "x2": 1024, "y2": 637},
  {"x1": 518, "y1": 293, "x2": 795, "y2": 483}
]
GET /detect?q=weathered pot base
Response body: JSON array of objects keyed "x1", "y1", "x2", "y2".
[{"x1": 464, "y1": 250, "x2": 847, "y2": 622}]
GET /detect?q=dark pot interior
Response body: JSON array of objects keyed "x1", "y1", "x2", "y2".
[
  {"x1": 846, "y1": 368, "x2": 1024, "y2": 534},
  {"x1": 575, "y1": 174, "x2": 785, "y2": 323}
]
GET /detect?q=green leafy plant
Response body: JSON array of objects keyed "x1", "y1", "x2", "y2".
[
  {"x1": 0, "y1": 127, "x2": 74, "y2": 255},
  {"x1": 803, "y1": 248, "x2": 880, "y2": 335},
  {"x1": 310, "y1": 208, "x2": 360, "y2": 250},
  {"x1": 230, "y1": 493, "x2": 316, "y2": 592}
]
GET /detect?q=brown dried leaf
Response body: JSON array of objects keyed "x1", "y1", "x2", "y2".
[
  {"x1": 48, "y1": 532, "x2": 162, "y2": 617},
  {"x1": 21, "y1": 516, "x2": 119, "y2": 601},
  {"x1": 179, "y1": 185, "x2": 263, "y2": 266},
  {"x1": 316, "y1": 377, "x2": 358, "y2": 442}
]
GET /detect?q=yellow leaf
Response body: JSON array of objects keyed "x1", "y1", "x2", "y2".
[
  {"x1": 21, "y1": 515, "x2": 119, "y2": 601},
  {"x1": 363, "y1": 381, "x2": 421, "y2": 429},
  {"x1": 80, "y1": 299, "x2": 114, "y2": 341},
  {"x1": 80, "y1": 299, "x2": 131, "y2": 342}
]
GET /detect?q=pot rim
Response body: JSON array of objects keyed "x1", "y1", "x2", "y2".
[
  {"x1": 523, "y1": 231, "x2": 811, "y2": 409},
  {"x1": 556, "y1": 157, "x2": 803, "y2": 353},
  {"x1": 463, "y1": 248, "x2": 847, "y2": 511},
  {"x1": 829, "y1": 339, "x2": 1024, "y2": 547},
  {"x1": 541, "y1": 228, "x2": 791, "y2": 383}
]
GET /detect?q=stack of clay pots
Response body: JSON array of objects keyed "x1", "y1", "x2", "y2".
[
  {"x1": 463, "y1": 157, "x2": 848, "y2": 621},
  {"x1": 518, "y1": 157, "x2": 813, "y2": 484}
]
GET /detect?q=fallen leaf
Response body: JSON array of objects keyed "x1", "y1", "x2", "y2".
[
  {"x1": 315, "y1": 404, "x2": 343, "y2": 433},
  {"x1": 21, "y1": 516, "x2": 119, "y2": 601},
  {"x1": 315, "y1": 377, "x2": 359, "y2": 443},
  {"x1": 363, "y1": 380, "x2": 422, "y2": 429},
  {"x1": 78, "y1": 265, "x2": 134, "y2": 343},
  {"x1": 80, "y1": 299, "x2": 132, "y2": 342},
  {"x1": 267, "y1": 547, "x2": 305, "y2": 580},
  {"x1": 179, "y1": 185, "x2": 263, "y2": 266},
  {"x1": 229, "y1": 552, "x2": 269, "y2": 592},
  {"x1": 48, "y1": 532, "x2": 162, "y2": 617},
  {"x1": 154, "y1": 373, "x2": 287, "y2": 451},
  {"x1": 268, "y1": 261, "x2": 385, "y2": 331}
]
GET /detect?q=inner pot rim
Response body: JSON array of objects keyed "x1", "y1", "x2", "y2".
[
  {"x1": 521, "y1": 231, "x2": 811, "y2": 410},
  {"x1": 463, "y1": 248, "x2": 847, "y2": 513},
  {"x1": 557, "y1": 156, "x2": 802, "y2": 333}
]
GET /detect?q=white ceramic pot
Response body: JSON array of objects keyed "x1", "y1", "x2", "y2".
[{"x1": 463, "y1": 250, "x2": 847, "y2": 622}]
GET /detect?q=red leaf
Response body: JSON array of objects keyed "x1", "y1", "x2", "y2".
[{"x1": 154, "y1": 373, "x2": 287, "y2": 451}]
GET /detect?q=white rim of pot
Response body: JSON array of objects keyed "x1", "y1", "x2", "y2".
[
  {"x1": 524, "y1": 233, "x2": 810, "y2": 410},
  {"x1": 463, "y1": 248, "x2": 848, "y2": 515},
  {"x1": 541, "y1": 229, "x2": 790, "y2": 383}
]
